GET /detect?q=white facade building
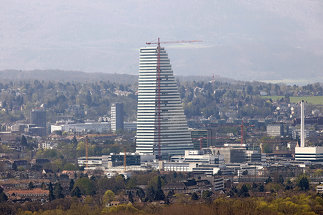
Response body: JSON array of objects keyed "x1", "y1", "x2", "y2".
[
  {"x1": 171, "y1": 150, "x2": 224, "y2": 164},
  {"x1": 51, "y1": 122, "x2": 110, "y2": 133},
  {"x1": 136, "y1": 46, "x2": 193, "y2": 157},
  {"x1": 111, "y1": 103, "x2": 124, "y2": 132},
  {"x1": 295, "y1": 147, "x2": 323, "y2": 162},
  {"x1": 266, "y1": 124, "x2": 283, "y2": 137},
  {"x1": 316, "y1": 185, "x2": 323, "y2": 193},
  {"x1": 294, "y1": 101, "x2": 323, "y2": 162}
]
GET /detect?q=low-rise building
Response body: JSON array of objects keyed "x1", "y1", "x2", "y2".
[
  {"x1": 162, "y1": 162, "x2": 195, "y2": 172},
  {"x1": 192, "y1": 165, "x2": 220, "y2": 176},
  {"x1": 51, "y1": 122, "x2": 111, "y2": 134},
  {"x1": 38, "y1": 141, "x2": 57, "y2": 150},
  {"x1": 267, "y1": 124, "x2": 284, "y2": 137},
  {"x1": 124, "y1": 121, "x2": 137, "y2": 132},
  {"x1": 291, "y1": 128, "x2": 312, "y2": 140},
  {"x1": 191, "y1": 129, "x2": 208, "y2": 150},
  {"x1": 213, "y1": 177, "x2": 224, "y2": 191},
  {"x1": 78, "y1": 156, "x2": 106, "y2": 168},
  {"x1": 295, "y1": 146, "x2": 323, "y2": 162},
  {"x1": 209, "y1": 145, "x2": 263, "y2": 164},
  {"x1": 26, "y1": 125, "x2": 46, "y2": 137},
  {"x1": 11, "y1": 124, "x2": 27, "y2": 133},
  {"x1": 0, "y1": 179, "x2": 50, "y2": 190},
  {"x1": 13, "y1": 160, "x2": 28, "y2": 169},
  {"x1": 171, "y1": 150, "x2": 224, "y2": 164},
  {"x1": 317, "y1": 185, "x2": 323, "y2": 194},
  {"x1": 6, "y1": 188, "x2": 49, "y2": 201},
  {"x1": 78, "y1": 153, "x2": 141, "y2": 169}
]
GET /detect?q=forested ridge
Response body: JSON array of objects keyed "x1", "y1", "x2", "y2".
[{"x1": 0, "y1": 78, "x2": 322, "y2": 124}]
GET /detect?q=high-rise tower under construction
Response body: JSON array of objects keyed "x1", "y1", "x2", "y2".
[{"x1": 136, "y1": 44, "x2": 193, "y2": 158}]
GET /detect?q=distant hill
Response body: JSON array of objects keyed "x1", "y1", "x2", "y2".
[
  {"x1": 0, "y1": 70, "x2": 234, "y2": 84},
  {"x1": 176, "y1": 75, "x2": 235, "y2": 83},
  {"x1": 0, "y1": 70, "x2": 137, "y2": 84}
]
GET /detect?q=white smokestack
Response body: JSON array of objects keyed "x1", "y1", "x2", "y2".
[{"x1": 300, "y1": 100, "x2": 305, "y2": 147}]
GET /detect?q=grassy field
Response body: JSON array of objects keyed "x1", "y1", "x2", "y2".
[
  {"x1": 290, "y1": 96, "x2": 323, "y2": 105},
  {"x1": 262, "y1": 96, "x2": 323, "y2": 105}
]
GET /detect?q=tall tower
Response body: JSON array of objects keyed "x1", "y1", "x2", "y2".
[
  {"x1": 111, "y1": 103, "x2": 124, "y2": 132},
  {"x1": 136, "y1": 45, "x2": 193, "y2": 158},
  {"x1": 30, "y1": 109, "x2": 46, "y2": 128},
  {"x1": 300, "y1": 100, "x2": 305, "y2": 147},
  {"x1": 30, "y1": 109, "x2": 46, "y2": 136}
]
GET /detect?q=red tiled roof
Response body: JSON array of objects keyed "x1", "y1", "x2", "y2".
[
  {"x1": 6, "y1": 188, "x2": 49, "y2": 195},
  {"x1": 0, "y1": 179, "x2": 50, "y2": 185}
]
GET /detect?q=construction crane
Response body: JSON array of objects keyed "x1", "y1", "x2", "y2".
[
  {"x1": 146, "y1": 39, "x2": 202, "y2": 46},
  {"x1": 192, "y1": 122, "x2": 256, "y2": 150},
  {"x1": 192, "y1": 136, "x2": 234, "y2": 150},
  {"x1": 145, "y1": 38, "x2": 202, "y2": 160}
]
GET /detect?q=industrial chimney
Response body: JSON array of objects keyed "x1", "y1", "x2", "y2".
[{"x1": 300, "y1": 100, "x2": 305, "y2": 147}]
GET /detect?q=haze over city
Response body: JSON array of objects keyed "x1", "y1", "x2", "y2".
[
  {"x1": 1, "y1": 1, "x2": 323, "y2": 214},
  {"x1": 1, "y1": 0, "x2": 323, "y2": 83}
]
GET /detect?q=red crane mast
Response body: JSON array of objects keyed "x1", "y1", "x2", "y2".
[{"x1": 146, "y1": 38, "x2": 202, "y2": 160}]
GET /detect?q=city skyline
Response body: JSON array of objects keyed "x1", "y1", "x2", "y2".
[{"x1": 0, "y1": 0, "x2": 323, "y2": 212}]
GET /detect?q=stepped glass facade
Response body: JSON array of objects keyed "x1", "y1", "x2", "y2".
[{"x1": 136, "y1": 46, "x2": 193, "y2": 157}]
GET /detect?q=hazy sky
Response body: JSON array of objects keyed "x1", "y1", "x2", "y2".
[{"x1": 1, "y1": 0, "x2": 323, "y2": 83}]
